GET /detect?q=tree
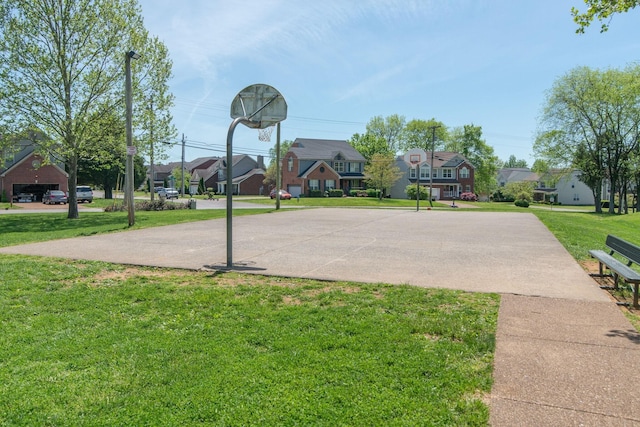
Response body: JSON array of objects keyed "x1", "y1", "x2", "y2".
[
  {"x1": 503, "y1": 181, "x2": 534, "y2": 202},
  {"x1": 445, "y1": 124, "x2": 500, "y2": 197},
  {"x1": 0, "y1": 0, "x2": 170, "y2": 219},
  {"x1": 536, "y1": 65, "x2": 640, "y2": 213},
  {"x1": 399, "y1": 119, "x2": 447, "y2": 153},
  {"x1": 364, "y1": 153, "x2": 402, "y2": 199},
  {"x1": 348, "y1": 133, "x2": 391, "y2": 163},
  {"x1": 171, "y1": 166, "x2": 191, "y2": 195},
  {"x1": 365, "y1": 114, "x2": 406, "y2": 153},
  {"x1": 503, "y1": 155, "x2": 528, "y2": 169},
  {"x1": 572, "y1": 0, "x2": 639, "y2": 33},
  {"x1": 136, "y1": 36, "x2": 177, "y2": 201},
  {"x1": 263, "y1": 139, "x2": 292, "y2": 189}
]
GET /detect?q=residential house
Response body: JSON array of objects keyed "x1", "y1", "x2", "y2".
[
  {"x1": 281, "y1": 138, "x2": 366, "y2": 197},
  {"x1": 149, "y1": 156, "x2": 220, "y2": 190},
  {"x1": 216, "y1": 154, "x2": 266, "y2": 195},
  {"x1": 1, "y1": 139, "x2": 68, "y2": 202},
  {"x1": 151, "y1": 155, "x2": 266, "y2": 196},
  {"x1": 389, "y1": 151, "x2": 475, "y2": 200},
  {"x1": 497, "y1": 167, "x2": 596, "y2": 205}
]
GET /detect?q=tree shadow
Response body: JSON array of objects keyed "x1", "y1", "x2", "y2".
[{"x1": 606, "y1": 329, "x2": 640, "y2": 344}]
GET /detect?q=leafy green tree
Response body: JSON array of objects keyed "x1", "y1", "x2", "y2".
[
  {"x1": 503, "y1": 181, "x2": 534, "y2": 202},
  {"x1": 445, "y1": 124, "x2": 500, "y2": 197},
  {"x1": 263, "y1": 139, "x2": 292, "y2": 189},
  {"x1": 364, "y1": 153, "x2": 402, "y2": 199},
  {"x1": 171, "y1": 167, "x2": 191, "y2": 195},
  {"x1": 503, "y1": 155, "x2": 528, "y2": 169},
  {"x1": 0, "y1": 0, "x2": 169, "y2": 219},
  {"x1": 348, "y1": 133, "x2": 391, "y2": 163},
  {"x1": 365, "y1": 114, "x2": 406, "y2": 153},
  {"x1": 399, "y1": 119, "x2": 447, "y2": 152},
  {"x1": 536, "y1": 65, "x2": 640, "y2": 213},
  {"x1": 572, "y1": 0, "x2": 639, "y2": 33}
]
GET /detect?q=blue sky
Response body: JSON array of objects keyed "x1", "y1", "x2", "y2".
[{"x1": 137, "y1": 0, "x2": 640, "y2": 166}]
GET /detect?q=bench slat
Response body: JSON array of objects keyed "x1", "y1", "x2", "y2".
[
  {"x1": 605, "y1": 235, "x2": 640, "y2": 265},
  {"x1": 590, "y1": 235, "x2": 640, "y2": 308}
]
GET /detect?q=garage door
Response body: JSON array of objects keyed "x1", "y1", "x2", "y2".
[{"x1": 288, "y1": 185, "x2": 301, "y2": 197}]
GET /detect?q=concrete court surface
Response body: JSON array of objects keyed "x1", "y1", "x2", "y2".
[
  {"x1": 0, "y1": 208, "x2": 609, "y2": 300},
  {"x1": 2, "y1": 207, "x2": 639, "y2": 425}
]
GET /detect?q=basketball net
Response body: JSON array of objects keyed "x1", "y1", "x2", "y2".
[{"x1": 258, "y1": 125, "x2": 275, "y2": 142}]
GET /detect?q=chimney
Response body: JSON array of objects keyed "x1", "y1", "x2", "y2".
[{"x1": 257, "y1": 155, "x2": 265, "y2": 169}]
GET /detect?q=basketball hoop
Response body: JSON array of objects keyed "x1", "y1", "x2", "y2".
[{"x1": 258, "y1": 125, "x2": 275, "y2": 142}]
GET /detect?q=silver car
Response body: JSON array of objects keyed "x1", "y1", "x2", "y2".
[{"x1": 76, "y1": 186, "x2": 93, "y2": 203}]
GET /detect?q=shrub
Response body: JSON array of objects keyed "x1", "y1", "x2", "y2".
[
  {"x1": 460, "y1": 192, "x2": 477, "y2": 202},
  {"x1": 349, "y1": 189, "x2": 368, "y2": 197},
  {"x1": 103, "y1": 200, "x2": 188, "y2": 212},
  {"x1": 405, "y1": 184, "x2": 430, "y2": 200},
  {"x1": 327, "y1": 189, "x2": 344, "y2": 197},
  {"x1": 514, "y1": 199, "x2": 529, "y2": 208},
  {"x1": 366, "y1": 189, "x2": 381, "y2": 198},
  {"x1": 492, "y1": 189, "x2": 514, "y2": 202},
  {"x1": 308, "y1": 190, "x2": 323, "y2": 198}
]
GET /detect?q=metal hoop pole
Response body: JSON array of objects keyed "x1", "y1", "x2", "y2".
[{"x1": 226, "y1": 116, "x2": 253, "y2": 267}]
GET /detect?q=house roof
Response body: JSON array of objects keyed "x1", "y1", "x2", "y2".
[
  {"x1": 396, "y1": 151, "x2": 472, "y2": 169},
  {"x1": 230, "y1": 168, "x2": 265, "y2": 184},
  {"x1": 289, "y1": 138, "x2": 366, "y2": 162},
  {"x1": 299, "y1": 161, "x2": 340, "y2": 179},
  {"x1": 498, "y1": 168, "x2": 540, "y2": 183}
]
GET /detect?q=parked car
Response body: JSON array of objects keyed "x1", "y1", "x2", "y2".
[
  {"x1": 42, "y1": 190, "x2": 68, "y2": 205},
  {"x1": 270, "y1": 189, "x2": 292, "y2": 200},
  {"x1": 76, "y1": 186, "x2": 93, "y2": 203},
  {"x1": 158, "y1": 187, "x2": 179, "y2": 199}
]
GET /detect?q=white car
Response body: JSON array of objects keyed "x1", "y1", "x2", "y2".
[{"x1": 158, "y1": 187, "x2": 179, "y2": 199}]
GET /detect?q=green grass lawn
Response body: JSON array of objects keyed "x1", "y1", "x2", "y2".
[
  {"x1": 0, "y1": 256, "x2": 498, "y2": 425},
  {"x1": 2, "y1": 201, "x2": 639, "y2": 425},
  {"x1": 0, "y1": 208, "x2": 271, "y2": 247}
]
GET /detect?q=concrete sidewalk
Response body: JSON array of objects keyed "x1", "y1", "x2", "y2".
[{"x1": 1, "y1": 208, "x2": 638, "y2": 425}]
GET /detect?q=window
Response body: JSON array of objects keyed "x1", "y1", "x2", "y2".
[
  {"x1": 333, "y1": 161, "x2": 344, "y2": 173},
  {"x1": 348, "y1": 162, "x2": 360, "y2": 173},
  {"x1": 309, "y1": 179, "x2": 320, "y2": 191},
  {"x1": 287, "y1": 157, "x2": 293, "y2": 172},
  {"x1": 420, "y1": 166, "x2": 430, "y2": 179},
  {"x1": 409, "y1": 168, "x2": 417, "y2": 179},
  {"x1": 325, "y1": 180, "x2": 335, "y2": 190},
  {"x1": 466, "y1": 185, "x2": 471, "y2": 192},
  {"x1": 460, "y1": 167, "x2": 469, "y2": 178},
  {"x1": 442, "y1": 168, "x2": 453, "y2": 178}
]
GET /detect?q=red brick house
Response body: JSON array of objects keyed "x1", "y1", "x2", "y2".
[
  {"x1": 389, "y1": 151, "x2": 475, "y2": 200},
  {"x1": 281, "y1": 138, "x2": 366, "y2": 197},
  {"x1": 1, "y1": 141, "x2": 68, "y2": 202}
]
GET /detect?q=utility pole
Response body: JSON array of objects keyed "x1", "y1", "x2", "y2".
[
  {"x1": 149, "y1": 98, "x2": 155, "y2": 201},
  {"x1": 428, "y1": 125, "x2": 440, "y2": 207},
  {"x1": 180, "y1": 133, "x2": 185, "y2": 197},
  {"x1": 125, "y1": 50, "x2": 140, "y2": 227}
]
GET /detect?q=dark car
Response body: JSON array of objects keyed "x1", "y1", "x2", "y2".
[
  {"x1": 42, "y1": 190, "x2": 68, "y2": 205},
  {"x1": 76, "y1": 186, "x2": 94, "y2": 203},
  {"x1": 270, "y1": 189, "x2": 292, "y2": 200}
]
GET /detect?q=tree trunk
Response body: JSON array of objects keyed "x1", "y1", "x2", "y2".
[
  {"x1": 67, "y1": 154, "x2": 79, "y2": 219},
  {"x1": 593, "y1": 181, "x2": 602, "y2": 213}
]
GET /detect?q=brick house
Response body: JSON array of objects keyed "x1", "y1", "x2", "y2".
[
  {"x1": 281, "y1": 138, "x2": 366, "y2": 197},
  {"x1": 389, "y1": 151, "x2": 475, "y2": 200},
  {"x1": 1, "y1": 140, "x2": 68, "y2": 202},
  {"x1": 216, "y1": 154, "x2": 266, "y2": 195}
]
